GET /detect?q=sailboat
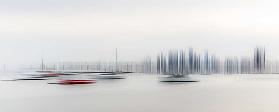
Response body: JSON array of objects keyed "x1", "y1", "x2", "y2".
[
  {"x1": 159, "y1": 50, "x2": 199, "y2": 82},
  {"x1": 96, "y1": 48, "x2": 126, "y2": 79},
  {"x1": 17, "y1": 59, "x2": 49, "y2": 80},
  {"x1": 58, "y1": 78, "x2": 96, "y2": 84},
  {"x1": 51, "y1": 61, "x2": 96, "y2": 85},
  {"x1": 159, "y1": 74, "x2": 199, "y2": 82}
]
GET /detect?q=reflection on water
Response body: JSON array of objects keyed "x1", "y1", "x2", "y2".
[{"x1": 1, "y1": 73, "x2": 279, "y2": 112}]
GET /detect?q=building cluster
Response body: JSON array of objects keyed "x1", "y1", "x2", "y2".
[
  {"x1": 156, "y1": 47, "x2": 272, "y2": 75},
  {"x1": 32, "y1": 47, "x2": 279, "y2": 75}
]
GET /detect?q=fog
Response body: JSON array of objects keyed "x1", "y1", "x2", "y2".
[{"x1": 1, "y1": 0, "x2": 279, "y2": 70}]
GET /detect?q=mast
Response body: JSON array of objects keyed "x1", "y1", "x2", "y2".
[
  {"x1": 115, "y1": 48, "x2": 118, "y2": 72},
  {"x1": 41, "y1": 48, "x2": 45, "y2": 71},
  {"x1": 41, "y1": 58, "x2": 44, "y2": 71}
]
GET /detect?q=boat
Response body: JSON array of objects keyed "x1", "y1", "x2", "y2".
[
  {"x1": 59, "y1": 79, "x2": 96, "y2": 84},
  {"x1": 159, "y1": 75, "x2": 199, "y2": 82},
  {"x1": 96, "y1": 73, "x2": 125, "y2": 79},
  {"x1": 17, "y1": 76, "x2": 48, "y2": 80},
  {"x1": 95, "y1": 48, "x2": 127, "y2": 79},
  {"x1": 54, "y1": 74, "x2": 96, "y2": 85}
]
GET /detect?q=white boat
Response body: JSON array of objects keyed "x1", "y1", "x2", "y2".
[
  {"x1": 159, "y1": 75, "x2": 198, "y2": 82},
  {"x1": 95, "y1": 73, "x2": 125, "y2": 79},
  {"x1": 17, "y1": 76, "x2": 48, "y2": 80},
  {"x1": 95, "y1": 48, "x2": 126, "y2": 80}
]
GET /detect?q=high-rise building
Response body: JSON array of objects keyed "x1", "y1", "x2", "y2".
[
  {"x1": 254, "y1": 47, "x2": 265, "y2": 73},
  {"x1": 189, "y1": 48, "x2": 194, "y2": 74},
  {"x1": 224, "y1": 57, "x2": 239, "y2": 74},
  {"x1": 240, "y1": 57, "x2": 252, "y2": 74}
]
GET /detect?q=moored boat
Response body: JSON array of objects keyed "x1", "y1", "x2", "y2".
[
  {"x1": 59, "y1": 79, "x2": 96, "y2": 84},
  {"x1": 159, "y1": 75, "x2": 199, "y2": 82},
  {"x1": 96, "y1": 74, "x2": 125, "y2": 79}
]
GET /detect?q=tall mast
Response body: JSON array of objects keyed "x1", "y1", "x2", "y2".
[
  {"x1": 115, "y1": 48, "x2": 118, "y2": 72},
  {"x1": 41, "y1": 48, "x2": 44, "y2": 71},
  {"x1": 41, "y1": 58, "x2": 44, "y2": 71}
]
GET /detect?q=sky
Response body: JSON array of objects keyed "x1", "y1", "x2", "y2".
[{"x1": 1, "y1": 0, "x2": 279, "y2": 70}]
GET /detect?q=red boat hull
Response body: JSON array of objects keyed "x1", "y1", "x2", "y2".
[{"x1": 59, "y1": 80, "x2": 96, "y2": 84}]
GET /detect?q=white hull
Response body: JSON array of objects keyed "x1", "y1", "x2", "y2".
[
  {"x1": 159, "y1": 76, "x2": 198, "y2": 82},
  {"x1": 95, "y1": 75, "x2": 125, "y2": 79}
]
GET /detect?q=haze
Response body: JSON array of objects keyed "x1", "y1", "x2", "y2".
[{"x1": 1, "y1": 0, "x2": 279, "y2": 70}]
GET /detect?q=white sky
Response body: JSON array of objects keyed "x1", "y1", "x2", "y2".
[{"x1": 1, "y1": 0, "x2": 279, "y2": 70}]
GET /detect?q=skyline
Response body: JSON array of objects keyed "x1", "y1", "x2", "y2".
[
  {"x1": 2, "y1": 0, "x2": 279, "y2": 70},
  {"x1": 3, "y1": 1, "x2": 279, "y2": 112},
  {"x1": 24, "y1": 46, "x2": 279, "y2": 75}
]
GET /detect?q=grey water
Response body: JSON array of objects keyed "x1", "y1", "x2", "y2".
[{"x1": 1, "y1": 73, "x2": 279, "y2": 112}]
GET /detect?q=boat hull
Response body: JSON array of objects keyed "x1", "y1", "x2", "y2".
[
  {"x1": 159, "y1": 76, "x2": 199, "y2": 82},
  {"x1": 95, "y1": 75, "x2": 125, "y2": 79},
  {"x1": 59, "y1": 80, "x2": 96, "y2": 84}
]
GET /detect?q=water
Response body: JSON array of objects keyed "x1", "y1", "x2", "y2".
[{"x1": 1, "y1": 73, "x2": 279, "y2": 112}]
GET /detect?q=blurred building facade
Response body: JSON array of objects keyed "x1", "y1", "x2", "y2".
[{"x1": 28, "y1": 47, "x2": 279, "y2": 75}]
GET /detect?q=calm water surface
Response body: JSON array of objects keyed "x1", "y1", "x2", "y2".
[{"x1": 1, "y1": 73, "x2": 279, "y2": 112}]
